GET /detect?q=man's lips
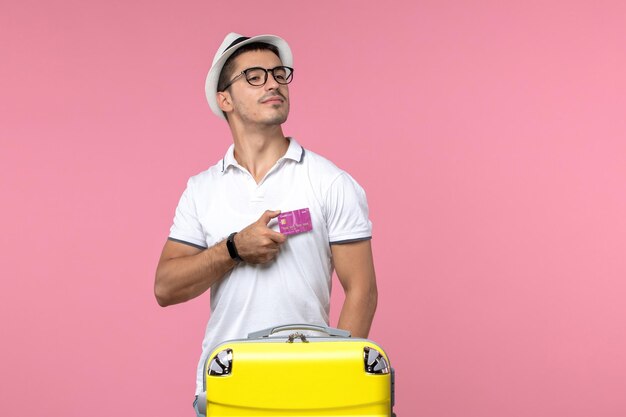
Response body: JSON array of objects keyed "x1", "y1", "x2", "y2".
[{"x1": 260, "y1": 95, "x2": 284, "y2": 104}]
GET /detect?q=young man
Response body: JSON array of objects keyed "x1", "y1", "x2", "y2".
[{"x1": 154, "y1": 33, "x2": 377, "y2": 415}]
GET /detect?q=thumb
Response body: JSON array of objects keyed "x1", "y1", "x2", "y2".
[{"x1": 259, "y1": 209, "x2": 281, "y2": 224}]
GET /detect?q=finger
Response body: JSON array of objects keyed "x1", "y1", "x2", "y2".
[
  {"x1": 260, "y1": 248, "x2": 279, "y2": 264},
  {"x1": 259, "y1": 209, "x2": 281, "y2": 224},
  {"x1": 267, "y1": 230, "x2": 287, "y2": 244}
]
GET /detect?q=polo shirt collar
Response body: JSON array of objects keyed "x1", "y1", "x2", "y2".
[{"x1": 221, "y1": 137, "x2": 304, "y2": 173}]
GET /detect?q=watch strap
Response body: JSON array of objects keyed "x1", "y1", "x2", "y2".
[{"x1": 226, "y1": 232, "x2": 242, "y2": 262}]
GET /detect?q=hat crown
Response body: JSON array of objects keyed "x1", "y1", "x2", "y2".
[{"x1": 213, "y1": 32, "x2": 246, "y2": 66}]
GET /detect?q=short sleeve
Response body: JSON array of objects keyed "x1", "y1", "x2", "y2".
[
  {"x1": 325, "y1": 172, "x2": 373, "y2": 244},
  {"x1": 168, "y1": 178, "x2": 208, "y2": 249}
]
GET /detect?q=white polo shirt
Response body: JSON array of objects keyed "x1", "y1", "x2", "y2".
[{"x1": 168, "y1": 138, "x2": 372, "y2": 395}]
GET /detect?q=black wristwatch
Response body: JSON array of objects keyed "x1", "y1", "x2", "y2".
[{"x1": 226, "y1": 232, "x2": 243, "y2": 262}]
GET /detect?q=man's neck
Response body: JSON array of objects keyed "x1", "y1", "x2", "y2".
[{"x1": 231, "y1": 124, "x2": 290, "y2": 183}]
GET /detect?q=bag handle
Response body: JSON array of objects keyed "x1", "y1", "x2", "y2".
[{"x1": 247, "y1": 323, "x2": 351, "y2": 339}]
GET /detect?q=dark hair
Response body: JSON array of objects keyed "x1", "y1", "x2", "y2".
[{"x1": 217, "y1": 42, "x2": 281, "y2": 92}]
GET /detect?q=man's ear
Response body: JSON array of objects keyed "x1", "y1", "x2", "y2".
[{"x1": 217, "y1": 91, "x2": 233, "y2": 114}]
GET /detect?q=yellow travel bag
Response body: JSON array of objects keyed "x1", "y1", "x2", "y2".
[{"x1": 199, "y1": 324, "x2": 395, "y2": 417}]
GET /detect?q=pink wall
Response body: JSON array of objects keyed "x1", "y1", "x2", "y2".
[{"x1": 2, "y1": 1, "x2": 626, "y2": 416}]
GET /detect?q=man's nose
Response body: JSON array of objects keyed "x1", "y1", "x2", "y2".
[{"x1": 264, "y1": 71, "x2": 280, "y2": 90}]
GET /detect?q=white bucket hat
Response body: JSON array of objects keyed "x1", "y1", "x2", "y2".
[{"x1": 205, "y1": 32, "x2": 293, "y2": 120}]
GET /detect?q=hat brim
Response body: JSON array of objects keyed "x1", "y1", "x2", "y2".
[{"x1": 205, "y1": 34, "x2": 293, "y2": 120}]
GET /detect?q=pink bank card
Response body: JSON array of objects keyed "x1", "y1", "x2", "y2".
[{"x1": 278, "y1": 208, "x2": 313, "y2": 235}]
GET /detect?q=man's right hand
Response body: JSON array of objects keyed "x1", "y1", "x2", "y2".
[
  {"x1": 154, "y1": 210, "x2": 287, "y2": 307},
  {"x1": 234, "y1": 210, "x2": 287, "y2": 264}
]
